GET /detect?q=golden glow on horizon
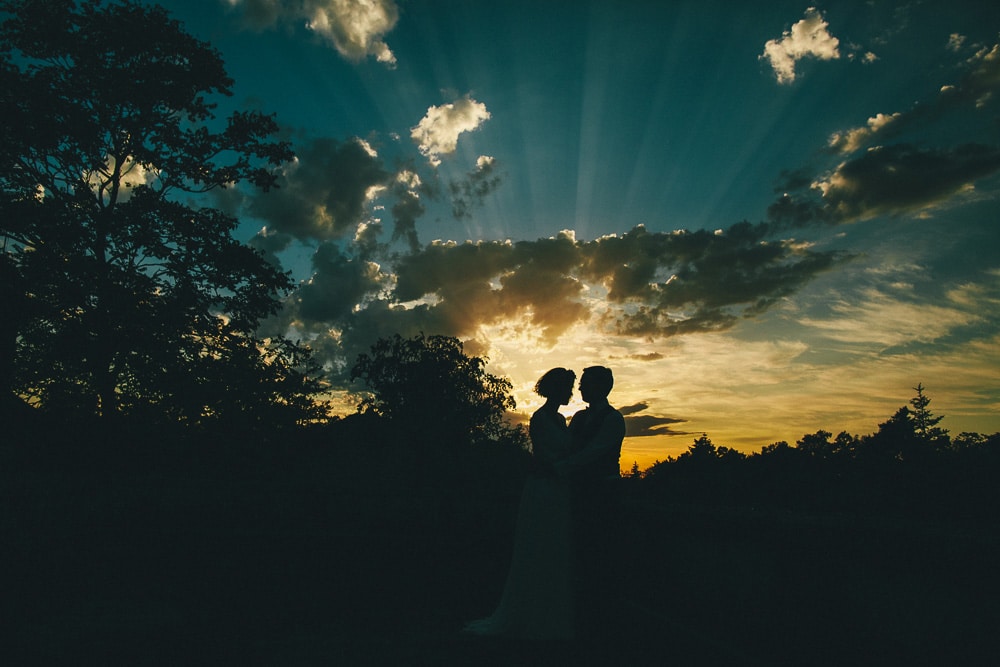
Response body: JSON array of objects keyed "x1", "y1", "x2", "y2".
[{"x1": 481, "y1": 305, "x2": 1000, "y2": 469}]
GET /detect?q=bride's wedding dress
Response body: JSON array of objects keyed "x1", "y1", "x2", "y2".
[{"x1": 464, "y1": 407, "x2": 575, "y2": 640}]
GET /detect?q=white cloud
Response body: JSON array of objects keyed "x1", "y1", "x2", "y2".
[
  {"x1": 410, "y1": 96, "x2": 491, "y2": 167},
  {"x1": 798, "y1": 288, "x2": 978, "y2": 348},
  {"x1": 828, "y1": 112, "x2": 901, "y2": 153},
  {"x1": 227, "y1": 0, "x2": 399, "y2": 65},
  {"x1": 761, "y1": 7, "x2": 840, "y2": 84},
  {"x1": 396, "y1": 169, "x2": 421, "y2": 190},
  {"x1": 306, "y1": 0, "x2": 398, "y2": 65}
]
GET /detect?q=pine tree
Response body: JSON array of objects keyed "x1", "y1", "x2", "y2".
[{"x1": 909, "y1": 383, "x2": 949, "y2": 448}]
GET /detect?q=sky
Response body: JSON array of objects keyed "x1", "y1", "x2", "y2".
[{"x1": 155, "y1": 0, "x2": 1000, "y2": 468}]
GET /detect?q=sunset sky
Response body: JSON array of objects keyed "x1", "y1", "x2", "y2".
[{"x1": 157, "y1": 0, "x2": 1000, "y2": 468}]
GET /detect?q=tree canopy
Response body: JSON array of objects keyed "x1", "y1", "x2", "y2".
[
  {"x1": 0, "y1": 0, "x2": 325, "y2": 428},
  {"x1": 350, "y1": 333, "x2": 522, "y2": 449}
]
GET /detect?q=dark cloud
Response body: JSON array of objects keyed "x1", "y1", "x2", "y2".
[
  {"x1": 624, "y1": 352, "x2": 664, "y2": 362},
  {"x1": 768, "y1": 39, "x2": 1000, "y2": 228},
  {"x1": 390, "y1": 232, "x2": 587, "y2": 343},
  {"x1": 393, "y1": 239, "x2": 515, "y2": 301},
  {"x1": 369, "y1": 223, "x2": 836, "y2": 343},
  {"x1": 767, "y1": 192, "x2": 827, "y2": 228},
  {"x1": 773, "y1": 143, "x2": 1000, "y2": 226},
  {"x1": 390, "y1": 175, "x2": 426, "y2": 253},
  {"x1": 294, "y1": 242, "x2": 390, "y2": 323},
  {"x1": 629, "y1": 418, "x2": 689, "y2": 439},
  {"x1": 247, "y1": 226, "x2": 293, "y2": 268},
  {"x1": 450, "y1": 156, "x2": 503, "y2": 220},
  {"x1": 817, "y1": 143, "x2": 1000, "y2": 221},
  {"x1": 277, "y1": 222, "x2": 843, "y2": 379},
  {"x1": 582, "y1": 223, "x2": 845, "y2": 336},
  {"x1": 773, "y1": 167, "x2": 814, "y2": 193},
  {"x1": 625, "y1": 415, "x2": 689, "y2": 437},
  {"x1": 249, "y1": 137, "x2": 389, "y2": 242},
  {"x1": 353, "y1": 220, "x2": 386, "y2": 260},
  {"x1": 618, "y1": 403, "x2": 689, "y2": 437}
]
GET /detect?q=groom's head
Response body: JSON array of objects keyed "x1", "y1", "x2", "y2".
[{"x1": 580, "y1": 366, "x2": 613, "y2": 403}]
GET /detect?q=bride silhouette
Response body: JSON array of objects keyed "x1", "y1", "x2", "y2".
[{"x1": 463, "y1": 367, "x2": 576, "y2": 640}]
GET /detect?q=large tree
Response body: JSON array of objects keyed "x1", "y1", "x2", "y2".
[
  {"x1": 0, "y1": 0, "x2": 323, "y2": 427},
  {"x1": 350, "y1": 333, "x2": 521, "y2": 449}
]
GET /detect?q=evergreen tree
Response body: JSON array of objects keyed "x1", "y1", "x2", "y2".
[{"x1": 909, "y1": 383, "x2": 949, "y2": 448}]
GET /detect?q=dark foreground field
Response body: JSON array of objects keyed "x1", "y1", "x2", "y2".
[{"x1": 5, "y1": 431, "x2": 998, "y2": 665}]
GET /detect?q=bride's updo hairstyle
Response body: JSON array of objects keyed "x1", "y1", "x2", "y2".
[{"x1": 534, "y1": 367, "x2": 576, "y2": 398}]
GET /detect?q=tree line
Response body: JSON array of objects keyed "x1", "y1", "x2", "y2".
[{"x1": 627, "y1": 384, "x2": 1000, "y2": 528}]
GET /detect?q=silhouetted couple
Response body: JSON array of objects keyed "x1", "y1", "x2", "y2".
[{"x1": 464, "y1": 366, "x2": 626, "y2": 641}]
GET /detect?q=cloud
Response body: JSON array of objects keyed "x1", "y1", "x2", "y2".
[
  {"x1": 389, "y1": 231, "x2": 588, "y2": 344},
  {"x1": 226, "y1": 0, "x2": 399, "y2": 65},
  {"x1": 625, "y1": 414, "x2": 690, "y2": 438},
  {"x1": 771, "y1": 40, "x2": 1000, "y2": 227},
  {"x1": 828, "y1": 113, "x2": 901, "y2": 154},
  {"x1": 248, "y1": 137, "x2": 390, "y2": 242},
  {"x1": 292, "y1": 242, "x2": 391, "y2": 323},
  {"x1": 760, "y1": 7, "x2": 840, "y2": 84},
  {"x1": 389, "y1": 169, "x2": 426, "y2": 252},
  {"x1": 261, "y1": 220, "x2": 847, "y2": 391},
  {"x1": 451, "y1": 155, "x2": 503, "y2": 219},
  {"x1": 771, "y1": 144, "x2": 1000, "y2": 226},
  {"x1": 618, "y1": 402, "x2": 649, "y2": 416},
  {"x1": 247, "y1": 226, "x2": 293, "y2": 268},
  {"x1": 616, "y1": 402, "x2": 690, "y2": 437},
  {"x1": 797, "y1": 286, "x2": 982, "y2": 350},
  {"x1": 294, "y1": 223, "x2": 844, "y2": 373},
  {"x1": 812, "y1": 144, "x2": 1000, "y2": 222},
  {"x1": 411, "y1": 97, "x2": 491, "y2": 167},
  {"x1": 613, "y1": 352, "x2": 664, "y2": 362},
  {"x1": 580, "y1": 223, "x2": 845, "y2": 336},
  {"x1": 966, "y1": 42, "x2": 1000, "y2": 108}
]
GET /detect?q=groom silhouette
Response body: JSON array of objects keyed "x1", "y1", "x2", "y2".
[{"x1": 556, "y1": 365, "x2": 626, "y2": 639}]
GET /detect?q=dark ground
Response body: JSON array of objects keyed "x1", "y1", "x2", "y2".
[{"x1": 4, "y1": 433, "x2": 999, "y2": 665}]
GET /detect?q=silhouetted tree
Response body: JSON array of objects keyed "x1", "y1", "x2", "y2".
[
  {"x1": 909, "y1": 383, "x2": 949, "y2": 449},
  {"x1": 861, "y1": 406, "x2": 917, "y2": 462},
  {"x1": 758, "y1": 440, "x2": 793, "y2": 458},
  {"x1": 1, "y1": 0, "x2": 324, "y2": 427},
  {"x1": 349, "y1": 333, "x2": 521, "y2": 450},
  {"x1": 682, "y1": 433, "x2": 718, "y2": 461},
  {"x1": 951, "y1": 431, "x2": 987, "y2": 452},
  {"x1": 857, "y1": 386, "x2": 951, "y2": 463},
  {"x1": 796, "y1": 430, "x2": 834, "y2": 458},
  {"x1": 832, "y1": 430, "x2": 859, "y2": 458}
]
